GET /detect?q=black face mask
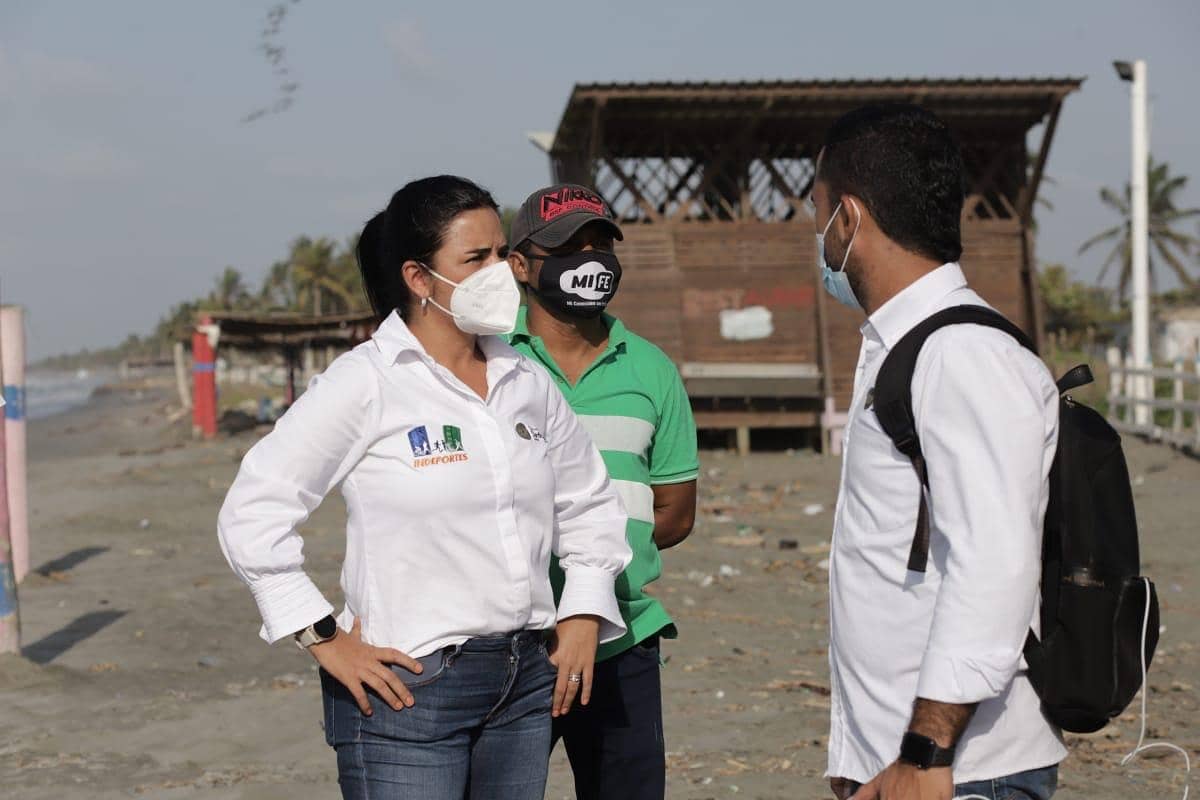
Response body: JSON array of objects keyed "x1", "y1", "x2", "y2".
[{"x1": 528, "y1": 250, "x2": 622, "y2": 319}]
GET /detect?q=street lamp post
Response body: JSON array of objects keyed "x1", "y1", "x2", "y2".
[{"x1": 1115, "y1": 59, "x2": 1151, "y2": 426}]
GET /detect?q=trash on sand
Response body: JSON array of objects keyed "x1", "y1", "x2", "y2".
[
  {"x1": 778, "y1": 539, "x2": 799, "y2": 550},
  {"x1": 197, "y1": 655, "x2": 221, "y2": 669},
  {"x1": 817, "y1": 558, "x2": 831, "y2": 571},
  {"x1": 803, "y1": 504, "x2": 825, "y2": 516},
  {"x1": 138, "y1": 519, "x2": 150, "y2": 529},
  {"x1": 716, "y1": 534, "x2": 764, "y2": 547},
  {"x1": 718, "y1": 564, "x2": 741, "y2": 578}
]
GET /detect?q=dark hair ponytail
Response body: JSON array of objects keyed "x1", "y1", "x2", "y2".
[{"x1": 358, "y1": 175, "x2": 499, "y2": 320}]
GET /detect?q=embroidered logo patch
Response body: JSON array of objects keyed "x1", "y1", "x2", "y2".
[
  {"x1": 515, "y1": 422, "x2": 545, "y2": 442},
  {"x1": 408, "y1": 424, "x2": 469, "y2": 467}
]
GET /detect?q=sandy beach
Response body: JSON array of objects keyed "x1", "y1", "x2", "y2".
[{"x1": 0, "y1": 380, "x2": 1196, "y2": 799}]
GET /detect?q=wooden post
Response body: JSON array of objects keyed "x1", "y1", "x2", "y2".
[
  {"x1": 1124, "y1": 351, "x2": 1136, "y2": 425},
  {"x1": 173, "y1": 340, "x2": 192, "y2": 410},
  {"x1": 1195, "y1": 352, "x2": 1200, "y2": 449},
  {"x1": 1, "y1": 306, "x2": 28, "y2": 584},
  {"x1": 285, "y1": 348, "x2": 298, "y2": 407},
  {"x1": 1106, "y1": 346, "x2": 1122, "y2": 422},
  {"x1": 0, "y1": 327, "x2": 17, "y2": 654},
  {"x1": 736, "y1": 426, "x2": 751, "y2": 458},
  {"x1": 1172, "y1": 358, "x2": 1185, "y2": 435}
]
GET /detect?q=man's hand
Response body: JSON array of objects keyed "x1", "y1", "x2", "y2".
[
  {"x1": 830, "y1": 776, "x2": 857, "y2": 799},
  {"x1": 307, "y1": 618, "x2": 424, "y2": 715},
  {"x1": 850, "y1": 761, "x2": 952, "y2": 800}
]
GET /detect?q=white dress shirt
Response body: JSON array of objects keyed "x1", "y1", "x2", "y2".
[
  {"x1": 218, "y1": 312, "x2": 632, "y2": 657},
  {"x1": 827, "y1": 263, "x2": 1067, "y2": 784}
]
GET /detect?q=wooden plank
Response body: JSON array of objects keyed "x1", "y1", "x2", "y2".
[
  {"x1": 681, "y1": 362, "x2": 819, "y2": 378},
  {"x1": 683, "y1": 376, "x2": 823, "y2": 398},
  {"x1": 693, "y1": 410, "x2": 820, "y2": 428}
]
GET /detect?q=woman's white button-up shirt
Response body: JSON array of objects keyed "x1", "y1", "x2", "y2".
[{"x1": 218, "y1": 312, "x2": 632, "y2": 657}]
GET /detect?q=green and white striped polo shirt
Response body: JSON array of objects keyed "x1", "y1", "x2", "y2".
[{"x1": 508, "y1": 307, "x2": 699, "y2": 661}]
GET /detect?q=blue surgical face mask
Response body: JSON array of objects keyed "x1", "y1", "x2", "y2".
[{"x1": 817, "y1": 200, "x2": 863, "y2": 310}]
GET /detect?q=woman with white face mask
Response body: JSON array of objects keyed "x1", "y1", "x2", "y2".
[{"x1": 217, "y1": 175, "x2": 632, "y2": 800}]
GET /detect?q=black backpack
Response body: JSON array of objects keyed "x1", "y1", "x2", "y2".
[{"x1": 871, "y1": 304, "x2": 1159, "y2": 734}]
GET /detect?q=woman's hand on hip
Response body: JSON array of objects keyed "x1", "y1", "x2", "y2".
[
  {"x1": 548, "y1": 615, "x2": 600, "y2": 717},
  {"x1": 308, "y1": 617, "x2": 424, "y2": 715}
]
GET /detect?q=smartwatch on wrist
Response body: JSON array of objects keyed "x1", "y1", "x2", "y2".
[
  {"x1": 294, "y1": 615, "x2": 338, "y2": 650},
  {"x1": 899, "y1": 732, "x2": 955, "y2": 769}
]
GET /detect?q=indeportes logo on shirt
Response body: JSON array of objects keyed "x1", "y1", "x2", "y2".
[{"x1": 407, "y1": 424, "x2": 470, "y2": 468}]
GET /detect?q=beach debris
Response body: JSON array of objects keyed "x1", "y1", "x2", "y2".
[
  {"x1": 778, "y1": 539, "x2": 799, "y2": 550},
  {"x1": 764, "y1": 679, "x2": 831, "y2": 696},
  {"x1": 131, "y1": 548, "x2": 153, "y2": 557},
  {"x1": 88, "y1": 662, "x2": 119, "y2": 673},
  {"x1": 686, "y1": 570, "x2": 715, "y2": 588},
  {"x1": 682, "y1": 596, "x2": 697, "y2": 607},
  {"x1": 718, "y1": 564, "x2": 741, "y2": 578},
  {"x1": 816, "y1": 558, "x2": 831, "y2": 571},
  {"x1": 715, "y1": 689, "x2": 726, "y2": 700},
  {"x1": 715, "y1": 533, "x2": 764, "y2": 547},
  {"x1": 197, "y1": 655, "x2": 221, "y2": 669},
  {"x1": 803, "y1": 503, "x2": 825, "y2": 516},
  {"x1": 138, "y1": 519, "x2": 150, "y2": 529},
  {"x1": 271, "y1": 673, "x2": 307, "y2": 690}
]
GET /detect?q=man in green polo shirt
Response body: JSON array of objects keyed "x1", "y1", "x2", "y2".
[{"x1": 506, "y1": 184, "x2": 698, "y2": 800}]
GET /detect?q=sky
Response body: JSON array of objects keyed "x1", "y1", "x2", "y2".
[{"x1": 2, "y1": 0, "x2": 1198, "y2": 360}]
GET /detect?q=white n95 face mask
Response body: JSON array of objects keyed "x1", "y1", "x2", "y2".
[{"x1": 422, "y1": 260, "x2": 521, "y2": 336}]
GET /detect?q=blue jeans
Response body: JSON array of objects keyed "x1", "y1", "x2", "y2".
[
  {"x1": 953, "y1": 765, "x2": 1058, "y2": 800},
  {"x1": 844, "y1": 765, "x2": 1057, "y2": 800},
  {"x1": 321, "y1": 630, "x2": 556, "y2": 800}
]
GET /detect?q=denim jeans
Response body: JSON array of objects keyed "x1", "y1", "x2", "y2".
[
  {"x1": 845, "y1": 764, "x2": 1057, "y2": 800},
  {"x1": 953, "y1": 764, "x2": 1058, "y2": 800},
  {"x1": 321, "y1": 629, "x2": 556, "y2": 800},
  {"x1": 552, "y1": 635, "x2": 665, "y2": 800}
]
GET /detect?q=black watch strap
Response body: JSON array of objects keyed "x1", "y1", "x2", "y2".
[{"x1": 899, "y1": 732, "x2": 955, "y2": 769}]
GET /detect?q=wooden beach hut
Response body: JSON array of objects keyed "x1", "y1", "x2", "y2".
[{"x1": 537, "y1": 77, "x2": 1082, "y2": 451}]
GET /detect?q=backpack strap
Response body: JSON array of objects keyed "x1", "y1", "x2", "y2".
[{"x1": 871, "y1": 305, "x2": 1036, "y2": 572}]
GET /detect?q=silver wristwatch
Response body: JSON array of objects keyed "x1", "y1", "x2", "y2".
[{"x1": 294, "y1": 615, "x2": 338, "y2": 650}]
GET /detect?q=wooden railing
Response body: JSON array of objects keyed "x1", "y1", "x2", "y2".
[{"x1": 1106, "y1": 347, "x2": 1200, "y2": 453}]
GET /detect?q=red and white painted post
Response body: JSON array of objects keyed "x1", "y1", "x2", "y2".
[{"x1": 191, "y1": 318, "x2": 219, "y2": 439}]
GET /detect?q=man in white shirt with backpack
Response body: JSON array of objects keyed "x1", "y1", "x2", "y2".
[{"x1": 816, "y1": 103, "x2": 1067, "y2": 800}]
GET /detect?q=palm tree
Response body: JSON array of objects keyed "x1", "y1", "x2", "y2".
[
  {"x1": 207, "y1": 267, "x2": 252, "y2": 310},
  {"x1": 259, "y1": 259, "x2": 297, "y2": 310},
  {"x1": 1079, "y1": 158, "x2": 1200, "y2": 299},
  {"x1": 288, "y1": 236, "x2": 356, "y2": 316}
]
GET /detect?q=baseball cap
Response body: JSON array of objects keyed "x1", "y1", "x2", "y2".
[{"x1": 509, "y1": 183, "x2": 624, "y2": 251}]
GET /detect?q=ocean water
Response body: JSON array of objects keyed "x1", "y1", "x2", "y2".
[{"x1": 23, "y1": 369, "x2": 117, "y2": 421}]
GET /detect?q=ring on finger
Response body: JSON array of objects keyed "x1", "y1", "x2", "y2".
[{"x1": 567, "y1": 672, "x2": 583, "y2": 683}]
